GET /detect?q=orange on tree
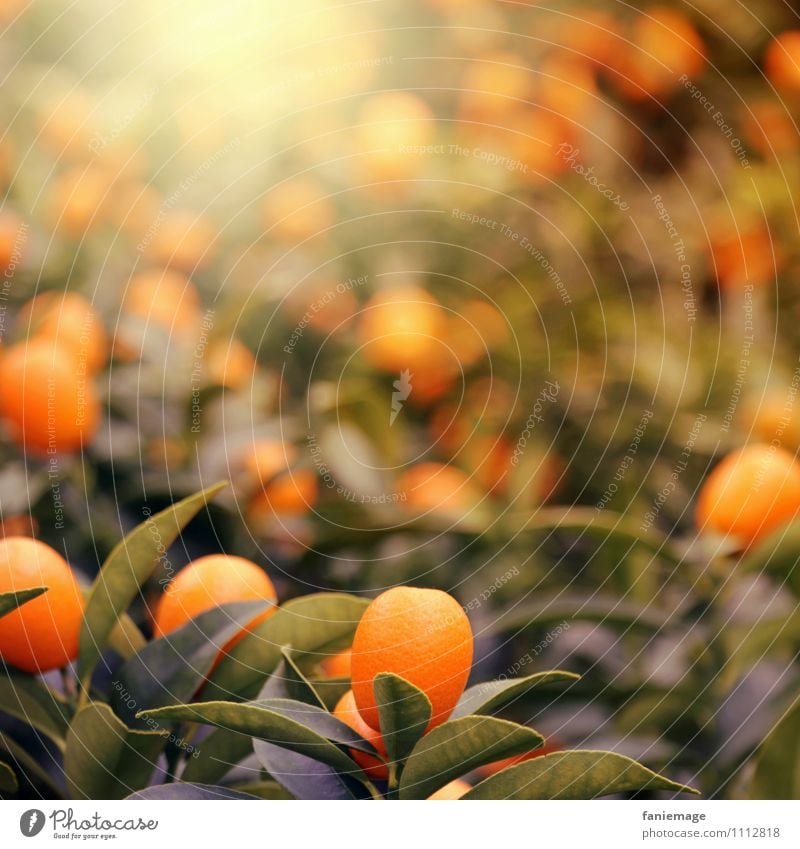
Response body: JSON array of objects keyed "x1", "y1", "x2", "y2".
[
  {"x1": 148, "y1": 210, "x2": 217, "y2": 271},
  {"x1": 320, "y1": 647, "x2": 352, "y2": 678},
  {"x1": 262, "y1": 176, "x2": 335, "y2": 243},
  {"x1": 351, "y1": 585, "x2": 474, "y2": 731},
  {"x1": 206, "y1": 339, "x2": 256, "y2": 390},
  {"x1": 765, "y1": 31, "x2": 800, "y2": 92},
  {"x1": 695, "y1": 444, "x2": 800, "y2": 549},
  {"x1": 742, "y1": 392, "x2": 800, "y2": 449},
  {"x1": 18, "y1": 291, "x2": 109, "y2": 374},
  {"x1": 0, "y1": 210, "x2": 25, "y2": 270},
  {"x1": 458, "y1": 52, "x2": 532, "y2": 123},
  {"x1": 428, "y1": 779, "x2": 471, "y2": 799},
  {"x1": 0, "y1": 537, "x2": 84, "y2": 673},
  {"x1": 247, "y1": 469, "x2": 319, "y2": 519},
  {"x1": 0, "y1": 339, "x2": 100, "y2": 455},
  {"x1": 332, "y1": 689, "x2": 388, "y2": 780},
  {"x1": 709, "y1": 224, "x2": 782, "y2": 291},
  {"x1": 358, "y1": 285, "x2": 446, "y2": 373},
  {"x1": 396, "y1": 462, "x2": 483, "y2": 519},
  {"x1": 153, "y1": 555, "x2": 277, "y2": 650},
  {"x1": 49, "y1": 166, "x2": 111, "y2": 235},
  {"x1": 741, "y1": 99, "x2": 799, "y2": 159},
  {"x1": 122, "y1": 269, "x2": 202, "y2": 334}
]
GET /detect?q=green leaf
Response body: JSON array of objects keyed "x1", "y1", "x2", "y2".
[
  {"x1": 462, "y1": 750, "x2": 699, "y2": 799},
  {"x1": 106, "y1": 611, "x2": 147, "y2": 661},
  {"x1": 229, "y1": 780, "x2": 294, "y2": 799},
  {"x1": 77, "y1": 482, "x2": 227, "y2": 689},
  {"x1": 399, "y1": 716, "x2": 544, "y2": 800},
  {"x1": 179, "y1": 728, "x2": 253, "y2": 785},
  {"x1": 741, "y1": 521, "x2": 800, "y2": 595},
  {"x1": 0, "y1": 760, "x2": 17, "y2": 793},
  {"x1": 138, "y1": 698, "x2": 375, "y2": 774},
  {"x1": 0, "y1": 587, "x2": 47, "y2": 619},
  {"x1": 0, "y1": 731, "x2": 64, "y2": 798},
  {"x1": 127, "y1": 783, "x2": 259, "y2": 800},
  {"x1": 260, "y1": 646, "x2": 326, "y2": 708},
  {"x1": 204, "y1": 593, "x2": 369, "y2": 701},
  {"x1": 374, "y1": 673, "x2": 431, "y2": 765},
  {"x1": 0, "y1": 671, "x2": 71, "y2": 748},
  {"x1": 114, "y1": 600, "x2": 273, "y2": 726},
  {"x1": 451, "y1": 670, "x2": 580, "y2": 719},
  {"x1": 747, "y1": 695, "x2": 800, "y2": 799},
  {"x1": 64, "y1": 703, "x2": 164, "y2": 799}
]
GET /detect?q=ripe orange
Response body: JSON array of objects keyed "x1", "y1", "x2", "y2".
[
  {"x1": 351, "y1": 586, "x2": 474, "y2": 731},
  {"x1": 458, "y1": 53, "x2": 532, "y2": 123},
  {"x1": 320, "y1": 648, "x2": 352, "y2": 678},
  {"x1": 358, "y1": 285, "x2": 446, "y2": 373},
  {"x1": 538, "y1": 54, "x2": 598, "y2": 122},
  {"x1": 428, "y1": 779, "x2": 471, "y2": 799},
  {"x1": 743, "y1": 393, "x2": 800, "y2": 449},
  {"x1": 148, "y1": 211, "x2": 216, "y2": 271},
  {"x1": 332, "y1": 689, "x2": 388, "y2": 780},
  {"x1": 262, "y1": 177, "x2": 335, "y2": 243},
  {"x1": 742, "y1": 100, "x2": 799, "y2": 159},
  {"x1": 765, "y1": 31, "x2": 800, "y2": 91},
  {"x1": 0, "y1": 211, "x2": 25, "y2": 270},
  {"x1": 153, "y1": 555, "x2": 277, "y2": 650},
  {"x1": 206, "y1": 339, "x2": 256, "y2": 390},
  {"x1": 19, "y1": 292, "x2": 108, "y2": 374},
  {"x1": 396, "y1": 462, "x2": 482, "y2": 519},
  {"x1": 0, "y1": 537, "x2": 84, "y2": 673},
  {"x1": 695, "y1": 444, "x2": 800, "y2": 549},
  {"x1": 710, "y1": 225, "x2": 781, "y2": 291},
  {"x1": 49, "y1": 166, "x2": 111, "y2": 235},
  {"x1": 242, "y1": 440, "x2": 297, "y2": 486},
  {"x1": 0, "y1": 340, "x2": 100, "y2": 455},
  {"x1": 247, "y1": 469, "x2": 319, "y2": 518},
  {"x1": 122, "y1": 269, "x2": 201, "y2": 333}
]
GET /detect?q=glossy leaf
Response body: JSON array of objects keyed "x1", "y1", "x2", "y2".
[
  {"x1": 374, "y1": 673, "x2": 431, "y2": 765},
  {"x1": 400, "y1": 716, "x2": 544, "y2": 800},
  {"x1": 748, "y1": 696, "x2": 800, "y2": 799},
  {"x1": 462, "y1": 750, "x2": 699, "y2": 799},
  {"x1": 126, "y1": 782, "x2": 259, "y2": 800},
  {"x1": 0, "y1": 587, "x2": 47, "y2": 619},
  {"x1": 259, "y1": 646, "x2": 326, "y2": 708},
  {"x1": 78, "y1": 482, "x2": 227, "y2": 688},
  {"x1": 64, "y1": 703, "x2": 164, "y2": 799},
  {"x1": 114, "y1": 600, "x2": 272, "y2": 726},
  {"x1": 451, "y1": 670, "x2": 580, "y2": 719},
  {"x1": 0, "y1": 671, "x2": 71, "y2": 747},
  {"x1": 204, "y1": 593, "x2": 369, "y2": 701},
  {"x1": 179, "y1": 728, "x2": 253, "y2": 785}
]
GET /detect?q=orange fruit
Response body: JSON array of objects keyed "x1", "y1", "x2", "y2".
[
  {"x1": 555, "y1": 9, "x2": 620, "y2": 68},
  {"x1": 358, "y1": 285, "x2": 446, "y2": 373},
  {"x1": 122, "y1": 269, "x2": 202, "y2": 333},
  {"x1": 428, "y1": 779, "x2": 471, "y2": 799},
  {"x1": 351, "y1": 586, "x2": 474, "y2": 731},
  {"x1": 357, "y1": 92, "x2": 435, "y2": 181},
  {"x1": 710, "y1": 225, "x2": 781, "y2": 291},
  {"x1": 448, "y1": 300, "x2": 508, "y2": 368},
  {"x1": 247, "y1": 469, "x2": 319, "y2": 518},
  {"x1": 743, "y1": 393, "x2": 800, "y2": 449},
  {"x1": 206, "y1": 339, "x2": 256, "y2": 390},
  {"x1": 0, "y1": 211, "x2": 25, "y2": 270},
  {"x1": 320, "y1": 647, "x2": 352, "y2": 678},
  {"x1": 332, "y1": 689, "x2": 388, "y2": 780},
  {"x1": 695, "y1": 444, "x2": 800, "y2": 549},
  {"x1": 0, "y1": 537, "x2": 84, "y2": 673},
  {"x1": 458, "y1": 53, "x2": 532, "y2": 122},
  {"x1": 148, "y1": 211, "x2": 216, "y2": 271},
  {"x1": 37, "y1": 91, "x2": 97, "y2": 158},
  {"x1": 538, "y1": 54, "x2": 598, "y2": 122},
  {"x1": 153, "y1": 555, "x2": 277, "y2": 652},
  {"x1": 262, "y1": 177, "x2": 335, "y2": 243},
  {"x1": 49, "y1": 166, "x2": 111, "y2": 235},
  {"x1": 19, "y1": 292, "x2": 108, "y2": 374},
  {"x1": 242, "y1": 440, "x2": 298, "y2": 486},
  {"x1": 396, "y1": 462, "x2": 482, "y2": 519},
  {"x1": 765, "y1": 31, "x2": 800, "y2": 91},
  {"x1": 0, "y1": 340, "x2": 100, "y2": 455},
  {"x1": 742, "y1": 100, "x2": 799, "y2": 159}
]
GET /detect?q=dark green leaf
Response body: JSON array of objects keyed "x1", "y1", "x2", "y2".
[
  {"x1": 259, "y1": 646, "x2": 325, "y2": 708},
  {"x1": 400, "y1": 716, "x2": 544, "y2": 800},
  {"x1": 229, "y1": 780, "x2": 294, "y2": 799},
  {"x1": 204, "y1": 593, "x2": 369, "y2": 701},
  {"x1": 374, "y1": 673, "x2": 431, "y2": 765},
  {"x1": 78, "y1": 482, "x2": 227, "y2": 689},
  {"x1": 0, "y1": 760, "x2": 17, "y2": 793},
  {"x1": 114, "y1": 600, "x2": 272, "y2": 726},
  {"x1": 451, "y1": 670, "x2": 580, "y2": 719},
  {"x1": 748, "y1": 696, "x2": 800, "y2": 799},
  {"x1": 64, "y1": 703, "x2": 164, "y2": 799},
  {"x1": 0, "y1": 671, "x2": 71, "y2": 747},
  {"x1": 0, "y1": 731, "x2": 64, "y2": 798},
  {"x1": 463, "y1": 750, "x2": 699, "y2": 799},
  {"x1": 740, "y1": 520, "x2": 800, "y2": 595},
  {"x1": 126, "y1": 783, "x2": 259, "y2": 800},
  {"x1": 179, "y1": 729, "x2": 253, "y2": 785},
  {"x1": 0, "y1": 587, "x2": 47, "y2": 619}
]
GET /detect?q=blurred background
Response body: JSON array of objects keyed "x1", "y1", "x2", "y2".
[{"x1": 2, "y1": 0, "x2": 800, "y2": 798}]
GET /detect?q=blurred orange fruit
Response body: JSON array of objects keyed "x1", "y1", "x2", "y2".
[
  {"x1": 242, "y1": 440, "x2": 298, "y2": 487},
  {"x1": 0, "y1": 210, "x2": 25, "y2": 270},
  {"x1": 397, "y1": 462, "x2": 482, "y2": 518},
  {"x1": 37, "y1": 90, "x2": 97, "y2": 158},
  {"x1": 332, "y1": 689, "x2": 388, "y2": 780},
  {"x1": 148, "y1": 211, "x2": 216, "y2": 271},
  {"x1": 710, "y1": 225, "x2": 781, "y2": 290},
  {"x1": 538, "y1": 54, "x2": 598, "y2": 122},
  {"x1": 153, "y1": 554, "x2": 277, "y2": 651},
  {"x1": 206, "y1": 339, "x2": 256, "y2": 390},
  {"x1": 122, "y1": 269, "x2": 202, "y2": 333},
  {"x1": 695, "y1": 444, "x2": 800, "y2": 549},
  {"x1": 449, "y1": 300, "x2": 508, "y2": 368},
  {"x1": 765, "y1": 31, "x2": 800, "y2": 91},
  {"x1": 351, "y1": 586, "x2": 474, "y2": 731},
  {"x1": 358, "y1": 285, "x2": 446, "y2": 373},
  {"x1": 459, "y1": 53, "x2": 532, "y2": 122},
  {"x1": 0, "y1": 537, "x2": 84, "y2": 673},
  {"x1": 248, "y1": 469, "x2": 319, "y2": 519},
  {"x1": 555, "y1": 9, "x2": 620, "y2": 68},
  {"x1": 743, "y1": 393, "x2": 800, "y2": 449},
  {"x1": 49, "y1": 166, "x2": 111, "y2": 235},
  {"x1": 0, "y1": 340, "x2": 100, "y2": 455},
  {"x1": 262, "y1": 177, "x2": 335, "y2": 243}
]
